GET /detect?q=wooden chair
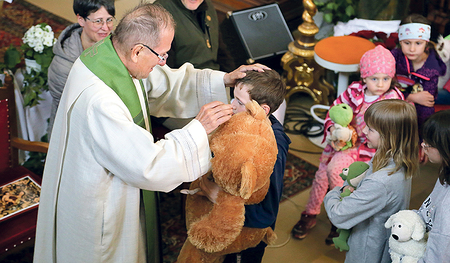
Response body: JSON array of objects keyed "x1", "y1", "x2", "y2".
[{"x1": 0, "y1": 71, "x2": 48, "y2": 255}]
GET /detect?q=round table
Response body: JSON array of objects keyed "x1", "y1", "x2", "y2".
[{"x1": 314, "y1": 36, "x2": 376, "y2": 96}]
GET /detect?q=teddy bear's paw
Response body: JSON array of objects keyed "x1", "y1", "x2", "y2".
[
  {"x1": 389, "y1": 251, "x2": 403, "y2": 263},
  {"x1": 188, "y1": 222, "x2": 239, "y2": 253},
  {"x1": 263, "y1": 227, "x2": 277, "y2": 245}
]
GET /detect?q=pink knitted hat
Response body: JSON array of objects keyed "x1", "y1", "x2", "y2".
[{"x1": 359, "y1": 45, "x2": 396, "y2": 78}]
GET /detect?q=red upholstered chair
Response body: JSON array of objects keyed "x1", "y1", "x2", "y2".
[
  {"x1": 0, "y1": 71, "x2": 48, "y2": 255},
  {"x1": 435, "y1": 104, "x2": 450, "y2": 112}
]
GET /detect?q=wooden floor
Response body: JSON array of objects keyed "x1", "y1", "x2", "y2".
[{"x1": 19, "y1": 1, "x2": 440, "y2": 262}]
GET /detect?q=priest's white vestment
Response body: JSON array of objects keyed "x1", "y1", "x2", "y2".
[{"x1": 33, "y1": 61, "x2": 227, "y2": 263}]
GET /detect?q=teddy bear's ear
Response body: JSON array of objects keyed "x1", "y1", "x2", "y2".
[
  {"x1": 240, "y1": 161, "x2": 257, "y2": 199},
  {"x1": 384, "y1": 214, "x2": 395, "y2": 228},
  {"x1": 411, "y1": 216, "x2": 426, "y2": 241},
  {"x1": 246, "y1": 100, "x2": 266, "y2": 121}
]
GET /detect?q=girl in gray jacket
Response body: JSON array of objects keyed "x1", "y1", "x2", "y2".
[
  {"x1": 324, "y1": 99, "x2": 420, "y2": 263},
  {"x1": 417, "y1": 109, "x2": 450, "y2": 262}
]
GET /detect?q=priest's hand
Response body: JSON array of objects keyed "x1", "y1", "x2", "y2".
[
  {"x1": 223, "y1": 63, "x2": 270, "y2": 87},
  {"x1": 196, "y1": 101, "x2": 233, "y2": 134}
]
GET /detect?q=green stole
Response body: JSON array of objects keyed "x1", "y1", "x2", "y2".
[{"x1": 80, "y1": 35, "x2": 160, "y2": 263}]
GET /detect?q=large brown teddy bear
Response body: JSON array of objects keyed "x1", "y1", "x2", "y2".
[{"x1": 177, "y1": 100, "x2": 279, "y2": 263}]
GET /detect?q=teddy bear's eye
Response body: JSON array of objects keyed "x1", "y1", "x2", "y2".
[{"x1": 398, "y1": 225, "x2": 401, "y2": 228}]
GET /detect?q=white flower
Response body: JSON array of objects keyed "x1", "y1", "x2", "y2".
[
  {"x1": 34, "y1": 27, "x2": 44, "y2": 38},
  {"x1": 23, "y1": 23, "x2": 56, "y2": 56},
  {"x1": 43, "y1": 38, "x2": 53, "y2": 47},
  {"x1": 28, "y1": 40, "x2": 36, "y2": 48},
  {"x1": 34, "y1": 42, "x2": 44, "y2": 53}
]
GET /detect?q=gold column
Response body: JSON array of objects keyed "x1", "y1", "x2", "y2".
[
  {"x1": 281, "y1": 0, "x2": 334, "y2": 105},
  {"x1": 0, "y1": 1, "x2": 4, "y2": 17}
]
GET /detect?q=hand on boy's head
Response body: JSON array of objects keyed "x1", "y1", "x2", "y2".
[
  {"x1": 223, "y1": 63, "x2": 271, "y2": 87},
  {"x1": 195, "y1": 101, "x2": 233, "y2": 134}
]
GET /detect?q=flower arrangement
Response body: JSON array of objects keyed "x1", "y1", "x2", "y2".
[
  {"x1": 21, "y1": 23, "x2": 57, "y2": 107},
  {"x1": 22, "y1": 23, "x2": 56, "y2": 72},
  {"x1": 349, "y1": 30, "x2": 399, "y2": 50}
]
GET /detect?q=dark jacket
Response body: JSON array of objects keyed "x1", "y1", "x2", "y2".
[
  {"x1": 155, "y1": 0, "x2": 234, "y2": 71},
  {"x1": 243, "y1": 115, "x2": 291, "y2": 230},
  {"x1": 391, "y1": 48, "x2": 447, "y2": 136}
]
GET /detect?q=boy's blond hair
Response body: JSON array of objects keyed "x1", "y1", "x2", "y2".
[
  {"x1": 235, "y1": 70, "x2": 286, "y2": 115},
  {"x1": 364, "y1": 99, "x2": 419, "y2": 178}
]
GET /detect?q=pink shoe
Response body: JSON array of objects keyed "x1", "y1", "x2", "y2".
[{"x1": 291, "y1": 212, "x2": 317, "y2": 239}]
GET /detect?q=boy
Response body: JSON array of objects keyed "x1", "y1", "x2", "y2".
[{"x1": 201, "y1": 70, "x2": 291, "y2": 262}]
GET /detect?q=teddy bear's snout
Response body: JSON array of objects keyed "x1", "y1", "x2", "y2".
[{"x1": 392, "y1": 234, "x2": 399, "y2": 240}]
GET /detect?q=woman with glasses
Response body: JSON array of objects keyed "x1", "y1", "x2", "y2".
[
  {"x1": 416, "y1": 109, "x2": 450, "y2": 262},
  {"x1": 47, "y1": 0, "x2": 115, "y2": 137}
]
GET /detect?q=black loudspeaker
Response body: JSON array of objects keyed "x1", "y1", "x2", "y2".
[{"x1": 228, "y1": 3, "x2": 294, "y2": 62}]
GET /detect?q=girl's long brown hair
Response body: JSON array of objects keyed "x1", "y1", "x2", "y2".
[{"x1": 364, "y1": 99, "x2": 419, "y2": 178}]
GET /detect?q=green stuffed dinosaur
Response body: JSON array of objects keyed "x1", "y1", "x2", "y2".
[
  {"x1": 327, "y1": 103, "x2": 357, "y2": 151},
  {"x1": 333, "y1": 161, "x2": 370, "y2": 252}
]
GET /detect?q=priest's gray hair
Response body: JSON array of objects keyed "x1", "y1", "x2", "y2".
[{"x1": 113, "y1": 3, "x2": 175, "y2": 54}]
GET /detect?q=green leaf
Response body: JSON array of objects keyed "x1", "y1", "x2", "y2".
[
  {"x1": 26, "y1": 49, "x2": 34, "y2": 58},
  {"x1": 21, "y1": 70, "x2": 48, "y2": 107},
  {"x1": 40, "y1": 55, "x2": 52, "y2": 69},
  {"x1": 324, "y1": 13, "x2": 333, "y2": 23},
  {"x1": 23, "y1": 91, "x2": 34, "y2": 107},
  {"x1": 4, "y1": 45, "x2": 21, "y2": 70},
  {"x1": 326, "y1": 2, "x2": 337, "y2": 10},
  {"x1": 23, "y1": 150, "x2": 47, "y2": 176},
  {"x1": 345, "y1": 5, "x2": 355, "y2": 17},
  {"x1": 314, "y1": 1, "x2": 326, "y2": 8}
]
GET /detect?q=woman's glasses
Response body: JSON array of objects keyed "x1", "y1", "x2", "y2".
[{"x1": 85, "y1": 17, "x2": 116, "y2": 29}]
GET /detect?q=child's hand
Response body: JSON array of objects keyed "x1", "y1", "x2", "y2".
[
  {"x1": 342, "y1": 185, "x2": 355, "y2": 193},
  {"x1": 328, "y1": 125, "x2": 335, "y2": 134},
  {"x1": 407, "y1": 91, "x2": 435, "y2": 107}
]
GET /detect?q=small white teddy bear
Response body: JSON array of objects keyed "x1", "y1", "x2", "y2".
[{"x1": 384, "y1": 210, "x2": 427, "y2": 263}]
